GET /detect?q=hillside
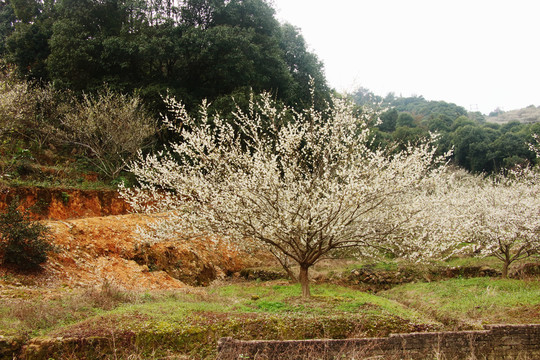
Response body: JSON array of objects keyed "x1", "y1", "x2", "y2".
[
  {"x1": 487, "y1": 105, "x2": 540, "y2": 124},
  {"x1": 2, "y1": 188, "x2": 540, "y2": 359}
]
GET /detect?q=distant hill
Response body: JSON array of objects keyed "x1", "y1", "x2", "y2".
[{"x1": 487, "y1": 105, "x2": 540, "y2": 124}]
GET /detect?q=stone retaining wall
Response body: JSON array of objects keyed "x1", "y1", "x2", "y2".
[
  {"x1": 217, "y1": 324, "x2": 540, "y2": 359},
  {"x1": 2, "y1": 324, "x2": 540, "y2": 359}
]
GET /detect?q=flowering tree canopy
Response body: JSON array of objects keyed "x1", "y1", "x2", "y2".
[
  {"x1": 389, "y1": 169, "x2": 478, "y2": 262},
  {"x1": 462, "y1": 166, "x2": 540, "y2": 277},
  {"x1": 122, "y1": 91, "x2": 452, "y2": 296}
]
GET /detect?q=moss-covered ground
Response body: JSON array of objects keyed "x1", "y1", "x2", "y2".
[{"x1": 1, "y1": 271, "x2": 540, "y2": 359}]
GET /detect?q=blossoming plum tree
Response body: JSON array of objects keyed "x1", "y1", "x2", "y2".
[
  {"x1": 464, "y1": 167, "x2": 540, "y2": 278},
  {"x1": 122, "y1": 91, "x2": 453, "y2": 297},
  {"x1": 388, "y1": 169, "x2": 479, "y2": 262}
]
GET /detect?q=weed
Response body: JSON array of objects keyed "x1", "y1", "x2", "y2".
[
  {"x1": 82, "y1": 280, "x2": 137, "y2": 311},
  {"x1": 60, "y1": 191, "x2": 70, "y2": 204}
]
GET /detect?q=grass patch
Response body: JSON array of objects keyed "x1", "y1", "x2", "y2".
[
  {"x1": 2, "y1": 177, "x2": 115, "y2": 190},
  {"x1": 382, "y1": 277, "x2": 540, "y2": 328},
  {"x1": 0, "y1": 282, "x2": 138, "y2": 337},
  {"x1": 444, "y1": 256, "x2": 504, "y2": 269},
  {"x1": 5, "y1": 277, "x2": 540, "y2": 358},
  {"x1": 0, "y1": 282, "x2": 434, "y2": 359},
  {"x1": 209, "y1": 282, "x2": 431, "y2": 321}
]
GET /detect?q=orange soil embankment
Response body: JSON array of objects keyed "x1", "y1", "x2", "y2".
[
  {"x1": 0, "y1": 187, "x2": 263, "y2": 290},
  {"x1": 0, "y1": 186, "x2": 130, "y2": 220},
  {"x1": 40, "y1": 213, "x2": 258, "y2": 290}
]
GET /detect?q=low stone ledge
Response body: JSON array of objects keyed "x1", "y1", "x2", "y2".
[
  {"x1": 0, "y1": 335, "x2": 121, "y2": 360},
  {"x1": 21, "y1": 336, "x2": 114, "y2": 360},
  {"x1": 217, "y1": 324, "x2": 540, "y2": 360}
]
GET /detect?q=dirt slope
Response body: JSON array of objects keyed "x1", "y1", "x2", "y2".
[
  {"x1": 1, "y1": 213, "x2": 261, "y2": 291},
  {"x1": 0, "y1": 187, "x2": 129, "y2": 220}
]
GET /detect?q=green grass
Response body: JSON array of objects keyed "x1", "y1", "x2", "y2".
[
  {"x1": 0, "y1": 281, "x2": 436, "y2": 359},
  {"x1": 443, "y1": 255, "x2": 503, "y2": 269},
  {"x1": 208, "y1": 282, "x2": 430, "y2": 321},
  {"x1": 382, "y1": 277, "x2": 540, "y2": 328},
  {"x1": 3, "y1": 272, "x2": 540, "y2": 358}
]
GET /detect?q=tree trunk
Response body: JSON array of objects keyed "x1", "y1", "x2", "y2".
[
  {"x1": 501, "y1": 246, "x2": 512, "y2": 278},
  {"x1": 299, "y1": 265, "x2": 310, "y2": 297},
  {"x1": 284, "y1": 265, "x2": 298, "y2": 283},
  {"x1": 502, "y1": 261, "x2": 510, "y2": 278}
]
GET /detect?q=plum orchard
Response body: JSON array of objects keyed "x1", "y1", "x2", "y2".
[
  {"x1": 122, "y1": 90, "x2": 460, "y2": 297},
  {"x1": 442, "y1": 133, "x2": 540, "y2": 278},
  {"x1": 123, "y1": 87, "x2": 540, "y2": 292}
]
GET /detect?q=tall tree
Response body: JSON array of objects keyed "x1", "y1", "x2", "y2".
[
  {"x1": 181, "y1": 0, "x2": 222, "y2": 29},
  {"x1": 0, "y1": 1, "x2": 16, "y2": 56},
  {"x1": 278, "y1": 23, "x2": 329, "y2": 108},
  {"x1": 122, "y1": 92, "x2": 450, "y2": 297},
  {"x1": 5, "y1": 5, "x2": 51, "y2": 81},
  {"x1": 463, "y1": 168, "x2": 540, "y2": 277},
  {"x1": 377, "y1": 108, "x2": 398, "y2": 133}
]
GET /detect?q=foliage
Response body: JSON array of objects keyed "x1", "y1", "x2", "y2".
[
  {"x1": 0, "y1": 64, "x2": 156, "y2": 188},
  {"x1": 350, "y1": 87, "x2": 538, "y2": 173},
  {"x1": 0, "y1": 199, "x2": 54, "y2": 271},
  {"x1": 0, "y1": 64, "x2": 62, "y2": 149},
  {"x1": 1, "y1": 0, "x2": 330, "y2": 115},
  {"x1": 0, "y1": 1, "x2": 16, "y2": 56},
  {"x1": 0, "y1": 68, "x2": 26, "y2": 139},
  {"x1": 122, "y1": 89, "x2": 453, "y2": 297},
  {"x1": 58, "y1": 87, "x2": 159, "y2": 179}
]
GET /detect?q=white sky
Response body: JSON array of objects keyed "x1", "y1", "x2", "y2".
[{"x1": 272, "y1": 0, "x2": 540, "y2": 114}]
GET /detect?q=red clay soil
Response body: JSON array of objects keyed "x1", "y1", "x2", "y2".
[
  {"x1": 41, "y1": 213, "x2": 259, "y2": 290},
  {"x1": 0, "y1": 187, "x2": 264, "y2": 291},
  {"x1": 0, "y1": 186, "x2": 130, "y2": 220}
]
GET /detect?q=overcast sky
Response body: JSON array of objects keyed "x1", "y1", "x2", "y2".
[{"x1": 272, "y1": 0, "x2": 540, "y2": 114}]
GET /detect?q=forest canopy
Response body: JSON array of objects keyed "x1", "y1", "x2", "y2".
[
  {"x1": 0, "y1": 0, "x2": 330, "y2": 113},
  {"x1": 351, "y1": 87, "x2": 539, "y2": 173}
]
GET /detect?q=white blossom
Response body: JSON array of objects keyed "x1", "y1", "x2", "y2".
[
  {"x1": 463, "y1": 167, "x2": 540, "y2": 277},
  {"x1": 123, "y1": 92, "x2": 454, "y2": 296}
]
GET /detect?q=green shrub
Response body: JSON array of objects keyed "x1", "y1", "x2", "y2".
[{"x1": 0, "y1": 199, "x2": 54, "y2": 271}]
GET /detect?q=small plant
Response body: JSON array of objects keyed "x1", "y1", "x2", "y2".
[
  {"x1": 59, "y1": 87, "x2": 159, "y2": 179},
  {"x1": 60, "y1": 191, "x2": 70, "y2": 204},
  {"x1": 0, "y1": 199, "x2": 54, "y2": 271},
  {"x1": 29, "y1": 197, "x2": 51, "y2": 215}
]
